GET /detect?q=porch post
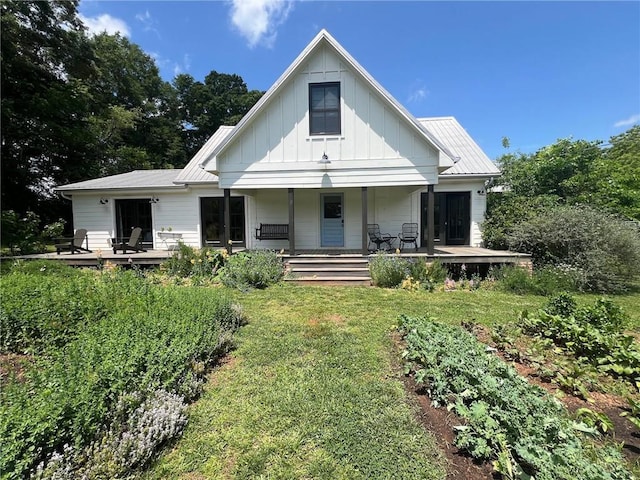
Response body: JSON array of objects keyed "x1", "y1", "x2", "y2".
[
  {"x1": 224, "y1": 188, "x2": 232, "y2": 254},
  {"x1": 288, "y1": 188, "x2": 295, "y2": 256},
  {"x1": 361, "y1": 187, "x2": 368, "y2": 255},
  {"x1": 427, "y1": 184, "x2": 435, "y2": 255}
]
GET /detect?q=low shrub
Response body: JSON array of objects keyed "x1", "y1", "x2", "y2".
[
  {"x1": 491, "y1": 264, "x2": 581, "y2": 295},
  {"x1": 160, "y1": 243, "x2": 226, "y2": 279},
  {"x1": 369, "y1": 253, "x2": 409, "y2": 288},
  {"x1": 507, "y1": 204, "x2": 640, "y2": 293},
  {"x1": 399, "y1": 315, "x2": 631, "y2": 480},
  {"x1": 0, "y1": 270, "x2": 107, "y2": 354},
  {"x1": 33, "y1": 390, "x2": 188, "y2": 479},
  {"x1": 0, "y1": 269, "x2": 243, "y2": 479},
  {"x1": 219, "y1": 250, "x2": 284, "y2": 290}
]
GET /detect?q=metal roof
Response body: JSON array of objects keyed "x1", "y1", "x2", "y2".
[
  {"x1": 419, "y1": 117, "x2": 501, "y2": 177},
  {"x1": 174, "y1": 126, "x2": 233, "y2": 184},
  {"x1": 201, "y1": 29, "x2": 456, "y2": 170},
  {"x1": 56, "y1": 169, "x2": 185, "y2": 192}
]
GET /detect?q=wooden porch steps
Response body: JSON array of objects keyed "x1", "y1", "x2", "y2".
[{"x1": 283, "y1": 255, "x2": 371, "y2": 286}]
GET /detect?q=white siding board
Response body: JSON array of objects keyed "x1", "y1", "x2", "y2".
[{"x1": 215, "y1": 47, "x2": 441, "y2": 190}]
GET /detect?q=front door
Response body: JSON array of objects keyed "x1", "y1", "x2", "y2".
[{"x1": 321, "y1": 193, "x2": 344, "y2": 247}]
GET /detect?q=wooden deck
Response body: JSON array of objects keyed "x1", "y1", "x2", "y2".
[{"x1": 2, "y1": 246, "x2": 530, "y2": 269}]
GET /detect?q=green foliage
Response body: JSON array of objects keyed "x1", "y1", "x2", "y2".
[
  {"x1": 160, "y1": 243, "x2": 225, "y2": 279},
  {"x1": 399, "y1": 314, "x2": 632, "y2": 480},
  {"x1": 484, "y1": 128, "x2": 640, "y2": 251},
  {"x1": 0, "y1": 210, "x2": 45, "y2": 254},
  {"x1": 219, "y1": 250, "x2": 284, "y2": 290},
  {"x1": 491, "y1": 264, "x2": 581, "y2": 295},
  {"x1": 522, "y1": 295, "x2": 639, "y2": 383},
  {"x1": 0, "y1": 269, "x2": 243, "y2": 479},
  {"x1": 0, "y1": 269, "x2": 106, "y2": 354},
  {"x1": 369, "y1": 253, "x2": 409, "y2": 288},
  {"x1": 508, "y1": 204, "x2": 640, "y2": 292}
]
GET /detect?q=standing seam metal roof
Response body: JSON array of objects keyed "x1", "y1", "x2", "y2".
[
  {"x1": 418, "y1": 117, "x2": 500, "y2": 176},
  {"x1": 56, "y1": 169, "x2": 185, "y2": 191}
]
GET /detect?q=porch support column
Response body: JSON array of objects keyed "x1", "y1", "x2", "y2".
[
  {"x1": 224, "y1": 188, "x2": 232, "y2": 255},
  {"x1": 288, "y1": 188, "x2": 295, "y2": 256},
  {"x1": 361, "y1": 187, "x2": 368, "y2": 255},
  {"x1": 427, "y1": 184, "x2": 435, "y2": 255}
]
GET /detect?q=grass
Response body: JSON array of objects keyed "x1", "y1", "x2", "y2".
[{"x1": 143, "y1": 285, "x2": 640, "y2": 479}]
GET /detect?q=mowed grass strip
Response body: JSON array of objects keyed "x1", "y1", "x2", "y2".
[{"x1": 144, "y1": 285, "x2": 640, "y2": 479}]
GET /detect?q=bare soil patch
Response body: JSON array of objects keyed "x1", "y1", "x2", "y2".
[{"x1": 0, "y1": 353, "x2": 33, "y2": 384}]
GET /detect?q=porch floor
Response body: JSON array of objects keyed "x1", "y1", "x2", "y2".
[{"x1": 2, "y1": 245, "x2": 530, "y2": 269}]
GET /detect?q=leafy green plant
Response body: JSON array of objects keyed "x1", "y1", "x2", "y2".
[
  {"x1": 369, "y1": 253, "x2": 409, "y2": 288},
  {"x1": 522, "y1": 295, "x2": 640, "y2": 388},
  {"x1": 620, "y1": 397, "x2": 640, "y2": 430},
  {"x1": 399, "y1": 315, "x2": 632, "y2": 480},
  {"x1": 0, "y1": 210, "x2": 45, "y2": 255},
  {"x1": 161, "y1": 242, "x2": 225, "y2": 279},
  {"x1": 0, "y1": 269, "x2": 243, "y2": 479},
  {"x1": 219, "y1": 249, "x2": 284, "y2": 290},
  {"x1": 575, "y1": 408, "x2": 614, "y2": 436}
]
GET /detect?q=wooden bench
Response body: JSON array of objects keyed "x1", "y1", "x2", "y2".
[{"x1": 255, "y1": 223, "x2": 289, "y2": 240}]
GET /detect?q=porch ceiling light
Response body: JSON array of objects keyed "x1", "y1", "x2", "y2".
[{"x1": 318, "y1": 153, "x2": 331, "y2": 164}]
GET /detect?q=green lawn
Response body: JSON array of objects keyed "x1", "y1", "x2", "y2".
[{"x1": 144, "y1": 285, "x2": 640, "y2": 479}]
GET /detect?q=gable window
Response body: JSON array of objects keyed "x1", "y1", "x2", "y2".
[{"x1": 309, "y1": 82, "x2": 340, "y2": 135}]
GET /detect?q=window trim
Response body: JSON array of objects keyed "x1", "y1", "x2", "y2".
[{"x1": 309, "y1": 82, "x2": 341, "y2": 136}]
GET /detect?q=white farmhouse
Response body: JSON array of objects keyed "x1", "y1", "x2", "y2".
[{"x1": 56, "y1": 30, "x2": 499, "y2": 254}]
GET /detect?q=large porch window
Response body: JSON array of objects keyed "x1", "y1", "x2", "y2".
[
  {"x1": 115, "y1": 199, "x2": 153, "y2": 248},
  {"x1": 200, "y1": 196, "x2": 245, "y2": 247},
  {"x1": 421, "y1": 192, "x2": 470, "y2": 246}
]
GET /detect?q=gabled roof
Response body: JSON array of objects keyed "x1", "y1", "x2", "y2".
[
  {"x1": 419, "y1": 117, "x2": 500, "y2": 177},
  {"x1": 200, "y1": 29, "x2": 456, "y2": 171},
  {"x1": 56, "y1": 169, "x2": 185, "y2": 192},
  {"x1": 174, "y1": 126, "x2": 233, "y2": 184}
]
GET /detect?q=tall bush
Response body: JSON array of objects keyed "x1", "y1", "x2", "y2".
[{"x1": 507, "y1": 205, "x2": 640, "y2": 293}]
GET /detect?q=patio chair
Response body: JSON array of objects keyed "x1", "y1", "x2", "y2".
[
  {"x1": 398, "y1": 223, "x2": 418, "y2": 251},
  {"x1": 367, "y1": 224, "x2": 395, "y2": 251},
  {"x1": 112, "y1": 227, "x2": 147, "y2": 254},
  {"x1": 55, "y1": 228, "x2": 92, "y2": 254}
]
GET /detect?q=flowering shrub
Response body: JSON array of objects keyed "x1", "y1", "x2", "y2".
[
  {"x1": 32, "y1": 390, "x2": 188, "y2": 479},
  {"x1": 161, "y1": 242, "x2": 226, "y2": 279},
  {"x1": 369, "y1": 253, "x2": 409, "y2": 288},
  {"x1": 219, "y1": 250, "x2": 284, "y2": 290}
]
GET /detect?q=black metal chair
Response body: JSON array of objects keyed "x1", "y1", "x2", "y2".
[
  {"x1": 367, "y1": 224, "x2": 394, "y2": 251},
  {"x1": 398, "y1": 223, "x2": 418, "y2": 250}
]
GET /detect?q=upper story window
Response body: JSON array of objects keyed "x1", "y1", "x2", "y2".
[{"x1": 309, "y1": 82, "x2": 340, "y2": 135}]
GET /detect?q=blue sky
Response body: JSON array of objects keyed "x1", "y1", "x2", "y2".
[{"x1": 78, "y1": 1, "x2": 639, "y2": 160}]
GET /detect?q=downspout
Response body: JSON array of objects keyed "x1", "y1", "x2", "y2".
[{"x1": 59, "y1": 191, "x2": 72, "y2": 201}]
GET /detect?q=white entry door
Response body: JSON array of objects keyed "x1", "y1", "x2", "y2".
[{"x1": 321, "y1": 193, "x2": 344, "y2": 247}]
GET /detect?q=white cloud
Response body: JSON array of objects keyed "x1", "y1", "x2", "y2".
[
  {"x1": 229, "y1": 0, "x2": 294, "y2": 48},
  {"x1": 614, "y1": 114, "x2": 640, "y2": 128},
  {"x1": 79, "y1": 13, "x2": 130, "y2": 37},
  {"x1": 136, "y1": 10, "x2": 160, "y2": 37},
  {"x1": 173, "y1": 54, "x2": 192, "y2": 77},
  {"x1": 407, "y1": 80, "x2": 429, "y2": 104}
]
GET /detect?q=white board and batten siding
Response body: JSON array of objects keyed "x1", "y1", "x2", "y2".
[
  {"x1": 70, "y1": 186, "x2": 243, "y2": 251},
  {"x1": 434, "y1": 180, "x2": 488, "y2": 248},
  {"x1": 216, "y1": 45, "x2": 440, "y2": 190}
]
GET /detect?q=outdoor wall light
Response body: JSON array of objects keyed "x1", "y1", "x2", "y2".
[
  {"x1": 99, "y1": 197, "x2": 109, "y2": 204},
  {"x1": 150, "y1": 197, "x2": 160, "y2": 204},
  {"x1": 477, "y1": 189, "x2": 486, "y2": 195},
  {"x1": 318, "y1": 153, "x2": 331, "y2": 164}
]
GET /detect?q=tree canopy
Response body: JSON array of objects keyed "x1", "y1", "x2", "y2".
[
  {"x1": 484, "y1": 126, "x2": 640, "y2": 249},
  {"x1": 1, "y1": 0, "x2": 263, "y2": 226}
]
